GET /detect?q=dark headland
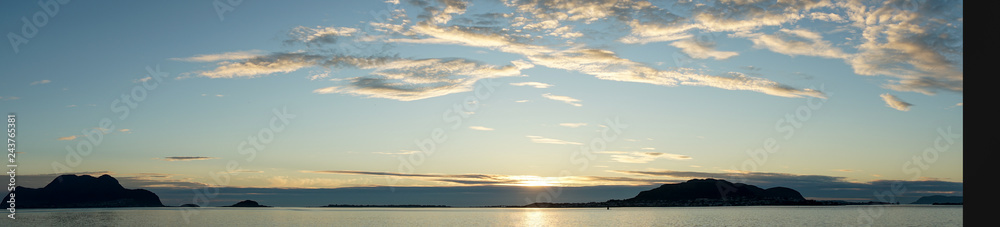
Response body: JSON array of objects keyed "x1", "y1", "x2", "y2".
[
  {"x1": 911, "y1": 195, "x2": 963, "y2": 205},
  {"x1": 523, "y1": 178, "x2": 879, "y2": 208},
  {"x1": 224, "y1": 200, "x2": 272, "y2": 207},
  {"x1": 2, "y1": 174, "x2": 164, "y2": 208}
]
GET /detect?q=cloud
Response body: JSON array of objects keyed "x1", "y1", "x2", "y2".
[
  {"x1": 373, "y1": 150, "x2": 421, "y2": 155},
  {"x1": 742, "y1": 28, "x2": 849, "y2": 59},
  {"x1": 509, "y1": 82, "x2": 553, "y2": 88},
  {"x1": 133, "y1": 76, "x2": 152, "y2": 83},
  {"x1": 844, "y1": 0, "x2": 963, "y2": 95},
  {"x1": 809, "y1": 12, "x2": 846, "y2": 23},
  {"x1": 303, "y1": 170, "x2": 521, "y2": 186},
  {"x1": 670, "y1": 39, "x2": 739, "y2": 60},
  {"x1": 526, "y1": 135, "x2": 582, "y2": 145},
  {"x1": 880, "y1": 93, "x2": 913, "y2": 111},
  {"x1": 56, "y1": 135, "x2": 77, "y2": 141},
  {"x1": 314, "y1": 58, "x2": 528, "y2": 101},
  {"x1": 468, "y1": 126, "x2": 494, "y2": 131},
  {"x1": 158, "y1": 156, "x2": 219, "y2": 161},
  {"x1": 284, "y1": 26, "x2": 359, "y2": 46},
  {"x1": 558, "y1": 123, "x2": 587, "y2": 128},
  {"x1": 606, "y1": 151, "x2": 691, "y2": 163},
  {"x1": 541, "y1": 93, "x2": 582, "y2": 107},
  {"x1": 30, "y1": 79, "x2": 51, "y2": 85},
  {"x1": 196, "y1": 52, "x2": 330, "y2": 78},
  {"x1": 173, "y1": 0, "x2": 957, "y2": 103},
  {"x1": 170, "y1": 50, "x2": 265, "y2": 62}
]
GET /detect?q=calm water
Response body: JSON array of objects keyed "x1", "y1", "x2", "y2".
[{"x1": 1, "y1": 205, "x2": 961, "y2": 226}]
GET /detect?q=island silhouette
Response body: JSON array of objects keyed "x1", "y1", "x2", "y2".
[
  {"x1": 224, "y1": 200, "x2": 272, "y2": 207},
  {"x1": 2, "y1": 174, "x2": 164, "y2": 208},
  {"x1": 910, "y1": 195, "x2": 963, "y2": 205}
]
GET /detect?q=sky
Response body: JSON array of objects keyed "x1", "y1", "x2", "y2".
[{"x1": 1, "y1": 0, "x2": 962, "y2": 206}]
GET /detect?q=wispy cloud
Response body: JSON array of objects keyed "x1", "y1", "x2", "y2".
[
  {"x1": 170, "y1": 50, "x2": 265, "y2": 62},
  {"x1": 541, "y1": 93, "x2": 582, "y2": 107},
  {"x1": 313, "y1": 58, "x2": 529, "y2": 101},
  {"x1": 509, "y1": 82, "x2": 553, "y2": 88},
  {"x1": 56, "y1": 135, "x2": 77, "y2": 141},
  {"x1": 372, "y1": 150, "x2": 420, "y2": 155},
  {"x1": 30, "y1": 79, "x2": 51, "y2": 85},
  {"x1": 525, "y1": 135, "x2": 582, "y2": 145},
  {"x1": 670, "y1": 39, "x2": 738, "y2": 60},
  {"x1": 173, "y1": 0, "x2": 958, "y2": 102},
  {"x1": 880, "y1": 93, "x2": 913, "y2": 111},
  {"x1": 604, "y1": 151, "x2": 692, "y2": 163},
  {"x1": 741, "y1": 28, "x2": 848, "y2": 59},
  {"x1": 284, "y1": 26, "x2": 359, "y2": 46},
  {"x1": 158, "y1": 156, "x2": 219, "y2": 161},
  {"x1": 468, "y1": 126, "x2": 494, "y2": 131},
  {"x1": 558, "y1": 123, "x2": 587, "y2": 128}
]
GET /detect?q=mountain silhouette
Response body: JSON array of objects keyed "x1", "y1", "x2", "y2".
[
  {"x1": 526, "y1": 178, "x2": 811, "y2": 207},
  {"x1": 911, "y1": 195, "x2": 962, "y2": 204},
  {"x1": 1, "y1": 174, "x2": 164, "y2": 208},
  {"x1": 224, "y1": 200, "x2": 271, "y2": 207},
  {"x1": 627, "y1": 178, "x2": 806, "y2": 202}
]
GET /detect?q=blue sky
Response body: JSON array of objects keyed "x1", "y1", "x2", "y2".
[{"x1": 2, "y1": 0, "x2": 962, "y2": 205}]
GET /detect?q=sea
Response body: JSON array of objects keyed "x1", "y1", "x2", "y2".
[{"x1": 0, "y1": 205, "x2": 962, "y2": 226}]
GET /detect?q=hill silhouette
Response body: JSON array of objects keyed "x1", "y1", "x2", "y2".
[
  {"x1": 526, "y1": 178, "x2": 815, "y2": 207},
  {"x1": 627, "y1": 178, "x2": 805, "y2": 202},
  {"x1": 224, "y1": 200, "x2": 271, "y2": 207},
  {"x1": 2, "y1": 174, "x2": 164, "y2": 208},
  {"x1": 911, "y1": 195, "x2": 962, "y2": 204}
]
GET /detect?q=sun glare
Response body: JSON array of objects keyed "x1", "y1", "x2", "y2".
[{"x1": 509, "y1": 175, "x2": 558, "y2": 187}]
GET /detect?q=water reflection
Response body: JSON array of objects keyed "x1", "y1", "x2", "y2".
[{"x1": 523, "y1": 208, "x2": 546, "y2": 227}]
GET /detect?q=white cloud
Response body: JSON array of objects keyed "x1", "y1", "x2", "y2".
[
  {"x1": 170, "y1": 50, "x2": 265, "y2": 62},
  {"x1": 373, "y1": 150, "x2": 420, "y2": 155},
  {"x1": 509, "y1": 82, "x2": 553, "y2": 88},
  {"x1": 285, "y1": 26, "x2": 359, "y2": 46},
  {"x1": 526, "y1": 135, "x2": 582, "y2": 145},
  {"x1": 670, "y1": 39, "x2": 739, "y2": 60},
  {"x1": 468, "y1": 126, "x2": 495, "y2": 131},
  {"x1": 880, "y1": 93, "x2": 913, "y2": 111},
  {"x1": 844, "y1": 0, "x2": 962, "y2": 95},
  {"x1": 198, "y1": 52, "x2": 328, "y2": 78},
  {"x1": 541, "y1": 93, "x2": 582, "y2": 107},
  {"x1": 609, "y1": 152, "x2": 692, "y2": 163},
  {"x1": 743, "y1": 29, "x2": 849, "y2": 59},
  {"x1": 30, "y1": 79, "x2": 51, "y2": 85},
  {"x1": 314, "y1": 58, "x2": 527, "y2": 101},
  {"x1": 558, "y1": 123, "x2": 587, "y2": 128}
]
